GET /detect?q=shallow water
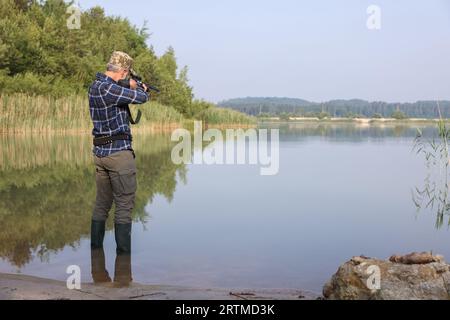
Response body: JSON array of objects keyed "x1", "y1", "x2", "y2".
[{"x1": 0, "y1": 122, "x2": 449, "y2": 294}]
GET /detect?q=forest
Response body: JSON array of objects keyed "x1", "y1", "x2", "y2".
[{"x1": 219, "y1": 97, "x2": 450, "y2": 119}]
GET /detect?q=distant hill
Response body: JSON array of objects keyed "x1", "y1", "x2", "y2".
[{"x1": 218, "y1": 97, "x2": 450, "y2": 118}]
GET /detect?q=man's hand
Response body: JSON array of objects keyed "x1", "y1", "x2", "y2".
[
  {"x1": 129, "y1": 79, "x2": 147, "y2": 92},
  {"x1": 129, "y1": 78, "x2": 138, "y2": 90}
]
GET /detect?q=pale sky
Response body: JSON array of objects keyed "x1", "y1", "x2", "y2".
[{"x1": 77, "y1": 0, "x2": 450, "y2": 103}]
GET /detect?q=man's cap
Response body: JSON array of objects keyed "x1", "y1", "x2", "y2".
[{"x1": 108, "y1": 51, "x2": 134, "y2": 70}]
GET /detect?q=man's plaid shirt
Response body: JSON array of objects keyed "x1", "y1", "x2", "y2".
[{"x1": 89, "y1": 72, "x2": 149, "y2": 157}]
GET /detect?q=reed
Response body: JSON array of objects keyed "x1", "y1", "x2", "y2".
[
  {"x1": 196, "y1": 106, "x2": 257, "y2": 125},
  {"x1": 412, "y1": 101, "x2": 450, "y2": 228},
  {"x1": 0, "y1": 94, "x2": 185, "y2": 133}
]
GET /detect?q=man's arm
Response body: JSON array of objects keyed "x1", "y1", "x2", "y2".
[{"x1": 103, "y1": 82, "x2": 149, "y2": 105}]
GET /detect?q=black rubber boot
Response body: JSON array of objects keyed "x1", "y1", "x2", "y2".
[
  {"x1": 115, "y1": 223, "x2": 132, "y2": 255},
  {"x1": 91, "y1": 247, "x2": 111, "y2": 284},
  {"x1": 91, "y1": 220, "x2": 106, "y2": 249}
]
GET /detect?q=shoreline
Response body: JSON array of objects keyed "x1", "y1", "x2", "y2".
[
  {"x1": 0, "y1": 118, "x2": 442, "y2": 135},
  {"x1": 0, "y1": 272, "x2": 320, "y2": 300},
  {"x1": 259, "y1": 117, "x2": 449, "y2": 124}
]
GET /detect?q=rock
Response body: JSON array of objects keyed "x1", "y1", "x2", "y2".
[
  {"x1": 389, "y1": 252, "x2": 444, "y2": 264},
  {"x1": 323, "y1": 254, "x2": 450, "y2": 300}
]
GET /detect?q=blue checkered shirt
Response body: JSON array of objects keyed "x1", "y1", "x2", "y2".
[{"x1": 89, "y1": 72, "x2": 149, "y2": 157}]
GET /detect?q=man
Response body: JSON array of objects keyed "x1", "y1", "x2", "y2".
[{"x1": 89, "y1": 51, "x2": 149, "y2": 254}]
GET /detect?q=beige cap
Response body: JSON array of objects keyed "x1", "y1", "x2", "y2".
[{"x1": 108, "y1": 51, "x2": 133, "y2": 70}]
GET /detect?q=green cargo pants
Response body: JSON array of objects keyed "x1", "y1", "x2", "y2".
[{"x1": 92, "y1": 150, "x2": 137, "y2": 224}]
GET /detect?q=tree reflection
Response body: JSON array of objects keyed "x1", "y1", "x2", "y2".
[{"x1": 0, "y1": 133, "x2": 186, "y2": 267}]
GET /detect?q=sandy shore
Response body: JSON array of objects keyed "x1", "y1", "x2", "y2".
[{"x1": 0, "y1": 273, "x2": 320, "y2": 300}]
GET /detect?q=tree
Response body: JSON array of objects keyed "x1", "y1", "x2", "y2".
[
  {"x1": 318, "y1": 111, "x2": 331, "y2": 119},
  {"x1": 372, "y1": 113, "x2": 382, "y2": 119},
  {"x1": 391, "y1": 110, "x2": 408, "y2": 120},
  {"x1": 279, "y1": 113, "x2": 290, "y2": 121}
]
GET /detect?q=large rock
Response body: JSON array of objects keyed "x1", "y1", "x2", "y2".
[{"x1": 323, "y1": 253, "x2": 450, "y2": 300}]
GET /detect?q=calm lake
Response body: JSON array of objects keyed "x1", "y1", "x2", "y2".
[{"x1": 1, "y1": 122, "x2": 449, "y2": 294}]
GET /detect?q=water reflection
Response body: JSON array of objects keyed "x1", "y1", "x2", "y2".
[
  {"x1": 0, "y1": 122, "x2": 447, "y2": 292},
  {"x1": 260, "y1": 121, "x2": 439, "y2": 142},
  {"x1": 0, "y1": 133, "x2": 186, "y2": 267},
  {"x1": 91, "y1": 248, "x2": 132, "y2": 287}
]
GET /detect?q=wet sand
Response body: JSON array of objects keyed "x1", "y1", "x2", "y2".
[{"x1": 0, "y1": 273, "x2": 320, "y2": 300}]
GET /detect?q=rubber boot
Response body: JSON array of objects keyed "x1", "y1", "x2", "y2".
[
  {"x1": 114, "y1": 223, "x2": 132, "y2": 255},
  {"x1": 91, "y1": 220, "x2": 106, "y2": 249}
]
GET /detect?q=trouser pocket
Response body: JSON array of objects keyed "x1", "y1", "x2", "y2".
[{"x1": 117, "y1": 168, "x2": 137, "y2": 195}]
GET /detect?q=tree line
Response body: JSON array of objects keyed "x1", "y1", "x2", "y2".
[{"x1": 218, "y1": 97, "x2": 450, "y2": 119}]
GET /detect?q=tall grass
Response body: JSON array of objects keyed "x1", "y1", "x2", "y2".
[
  {"x1": 0, "y1": 94, "x2": 255, "y2": 133},
  {"x1": 197, "y1": 107, "x2": 257, "y2": 125},
  {"x1": 0, "y1": 94, "x2": 184, "y2": 133},
  {"x1": 412, "y1": 101, "x2": 450, "y2": 228},
  {"x1": 137, "y1": 100, "x2": 184, "y2": 130}
]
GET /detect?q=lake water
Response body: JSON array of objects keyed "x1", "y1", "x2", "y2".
[{"x1": 0, "y1": 122, "x2": 449, "y2": 294}]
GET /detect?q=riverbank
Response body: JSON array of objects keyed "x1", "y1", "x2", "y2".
[{"x1": 0, "y1": 273, "x2": 319, "y2": 300}]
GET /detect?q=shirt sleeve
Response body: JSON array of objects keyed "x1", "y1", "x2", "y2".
[{"x1": 104, "y1": 82, "x2": 149, "y2": 105}]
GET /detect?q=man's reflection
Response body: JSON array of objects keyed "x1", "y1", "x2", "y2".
[{"x1": 91, "y1": 248, "x2": 132, "y2": 287}]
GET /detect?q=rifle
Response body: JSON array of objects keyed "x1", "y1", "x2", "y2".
[
  {"x1": 129, "y1": 69, "x2": 160, "y2": 94},
  {"x1": 117, "y1": 70, "x2": 160, "y2": 125}
]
